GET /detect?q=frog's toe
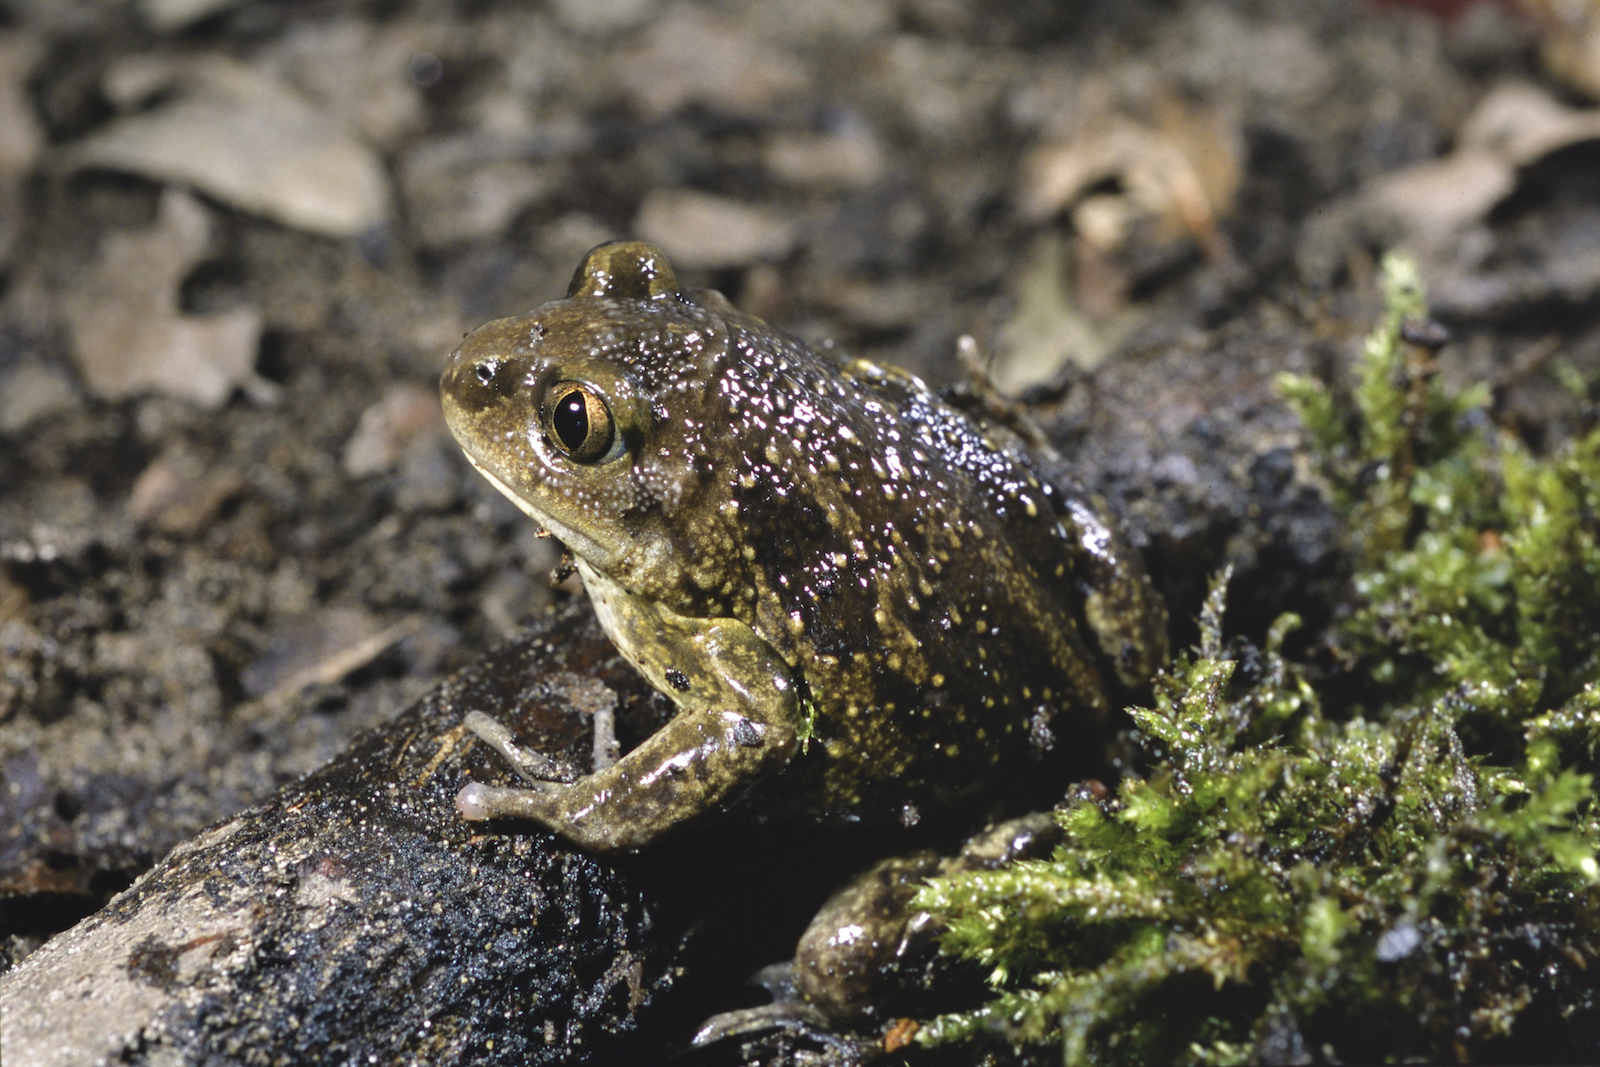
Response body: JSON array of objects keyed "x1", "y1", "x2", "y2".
[{"x1": 455, "y1": 780, "x2": 557, "y2": 821}]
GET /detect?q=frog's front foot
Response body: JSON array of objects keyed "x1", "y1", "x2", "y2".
[
  {"x1": 455, "y1": 699, "x2": 797, "y2": 850},
  {"x1": 454, "y1": 611, "x2": 801, "y2": 852}
]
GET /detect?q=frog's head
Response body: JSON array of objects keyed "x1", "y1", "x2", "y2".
[{"x1": 439, "y1": 241, "x2": 720, "y2": 584}]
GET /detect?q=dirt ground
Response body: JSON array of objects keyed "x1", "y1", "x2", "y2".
[{"x1": 3, "y1": 0, "x2": 1600, "y2": 1061}]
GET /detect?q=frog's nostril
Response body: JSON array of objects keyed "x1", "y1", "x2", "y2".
[{"x1": 475, "y1": 359, "x2": 500, "y2": 386}]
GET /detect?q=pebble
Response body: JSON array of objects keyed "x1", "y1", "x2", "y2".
[
  {"x1": 549, "y1": 0, "x2": 658, "y2": 35},
  {"x1": 1369, "y1": 83, "x2": 1600, "y2": 251},
  {"x1": 764, "y1": 125, "x2": 886, "y2": 190}
]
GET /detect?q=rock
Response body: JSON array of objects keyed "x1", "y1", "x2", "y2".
[
  {"x1": 1457, "y1": 80, "x2": 1600, "y2": 167},
  {"x1": 1310, "y1": 81, "x2": 1600, "y2": 316},
  {"x1": 634, "y1": 189, "x2": 795, "y2": 270},
  {"x1": 1368, "y1": 149, "x2": 1513, "y2": 247},
  {"x1": 1361, "y1": 81, "x2": 1600, "y2": 253},
  {"x1": 62, "y1": 188, "x2": 264, "y2": 409},
  {"x1": 67, "y1": 57, "x2": 391, "y2": 238},
  {"x1": 266, "y1": 17, "x2": 431, "y2": 149}
]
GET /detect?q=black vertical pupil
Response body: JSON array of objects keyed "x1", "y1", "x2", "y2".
[{"x1": 553, "y1": 391, "x2": 589, "y2": 450}]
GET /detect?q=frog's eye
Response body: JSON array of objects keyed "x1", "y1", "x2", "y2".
[{"x1": 545, "y1": 383, "x2": 617, "y2": 463}]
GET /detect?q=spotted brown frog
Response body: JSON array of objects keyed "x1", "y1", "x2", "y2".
[{"x1": 439, "y1": 241, "x2": 1166, "y2": 851}]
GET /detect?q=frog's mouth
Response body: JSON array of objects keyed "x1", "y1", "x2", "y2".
[{"x1": 458, "y1": 448, "x2": 618, "y2": 570}]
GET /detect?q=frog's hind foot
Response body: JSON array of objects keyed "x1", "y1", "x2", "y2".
[
  {"x1": 952, "y1": 335, "x2": 1056, "y2": 452},
  {"x1": 461, "y1": 710, "x2": 579, "y2": 783},
  {"x1": 456, "y1": 710, "x2": 581, "y2": 824},
  {"x1": 690, "y1": 964, "x2": 853, "y2": 1052}
]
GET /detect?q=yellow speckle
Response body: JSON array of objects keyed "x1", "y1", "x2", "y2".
[
  {"x1": 975, "y1": 619, "x2": 988, "y2": 633},
  {"x1": 932, "y1": 673, "x2": 945, "y2": 688}
]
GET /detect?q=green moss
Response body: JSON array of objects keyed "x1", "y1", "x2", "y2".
[{"x1": 915, "y1": 254, "x2": 1600, "y2": 1064}]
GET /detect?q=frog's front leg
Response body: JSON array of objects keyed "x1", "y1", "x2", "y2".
[{"x1": 456, "y1": 614, "x2": 801, "y2": 851}]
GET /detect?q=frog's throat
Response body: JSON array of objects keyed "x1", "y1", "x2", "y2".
[
  {"x1": 574, "y1": 557, "x2": 767, "y2": 714},
  {"x1": 459, "y1": 448, "x2": 617, "y2": 569}
]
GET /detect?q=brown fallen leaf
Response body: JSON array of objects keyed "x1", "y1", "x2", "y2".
[
  {"x1": 342, "y1": 383, "x2": 448, "y2": 477},
  {"x1": 66, "y1": 56, "x2": 390, "y2": 238},
  {"x1": 127, "y1": 450, "x2": 249, "y2": 536},
  {"x1": 1367, "y1": 81, "x2": 1600, "y2": 252},
  {"x1": 63, "y1": 188, "x2": 265, "y2": 409},
  {"x1": 1017, "y1": 101, "x2": 1241, "y2": 262}
]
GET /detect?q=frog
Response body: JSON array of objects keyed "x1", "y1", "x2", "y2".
[{"x1": 439, "y1": 240, "x2": 1167, "y2": 852}]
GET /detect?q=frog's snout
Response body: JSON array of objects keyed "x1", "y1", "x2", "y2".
[{"x1": 441, "y1": 327, "x2": 524, "y2": 420}]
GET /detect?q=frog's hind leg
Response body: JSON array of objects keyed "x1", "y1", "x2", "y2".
[{"x1": 456, "y1": 615, "x2": 802, "y2": 851}]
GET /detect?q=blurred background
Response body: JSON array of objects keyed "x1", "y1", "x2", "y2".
[{"x1": 4, "y1": 0, "x2": 1600, "y2": 982}]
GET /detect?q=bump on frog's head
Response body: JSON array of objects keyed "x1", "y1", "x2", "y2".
[{"x1": 565, "y1": 241, "x2": 679, "y2": 301}]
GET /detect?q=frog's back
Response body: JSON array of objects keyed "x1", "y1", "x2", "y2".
[{"x1": 666, "y1": 305, "x2": 1130, "y2": 818}]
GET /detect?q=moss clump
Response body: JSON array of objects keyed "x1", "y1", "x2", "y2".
[{"x1": 914, "y1": 254, "x2": 1600, "y2": 1064}]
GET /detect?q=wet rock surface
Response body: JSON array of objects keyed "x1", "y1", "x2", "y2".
[
  {"x1": 2, "y1": 0, "x2": 1599, "y2": 1062},
  {"x1": 2, "y1": 606, "x2": 679, "y2": 1067}
]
